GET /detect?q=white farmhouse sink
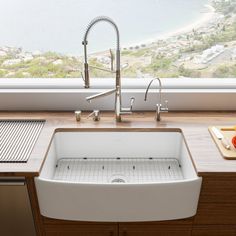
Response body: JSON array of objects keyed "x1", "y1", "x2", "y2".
[{"x1": 35, "y1": 129, "x2": 202, "y2": 222}]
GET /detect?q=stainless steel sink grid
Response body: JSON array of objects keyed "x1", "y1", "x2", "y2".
[
  {"x1": 0, "y1": 120, "x2": 45, "y2": 162},
  {"x1": 53, "y1": 158, "x2": 184, "y2": 184}
]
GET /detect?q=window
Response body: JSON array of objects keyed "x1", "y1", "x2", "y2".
[{"x1": 0, "y1": 0, "x2": 235, "y2": 79}]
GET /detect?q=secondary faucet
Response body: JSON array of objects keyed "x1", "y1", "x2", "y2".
[
  {"x1": 144, "y1": 78, "x2": 168, "y2": 121},
  {"x1": 82, "y1": 16, "x2": 134, "y2": 122}
]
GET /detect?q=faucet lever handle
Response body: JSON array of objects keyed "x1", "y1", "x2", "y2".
[
  {"x1": 130, "y1": 97, "x2": 135, "y2": 111},
  {"x1": 121, "y1": 63, "x2": 129, "y2": 70},
  {"x1": 109, "y1": 49, "x2": 115, "y2": 72},
  {"x1": 121, "y1": 97, "x2": 135, "y2": 114},
  {"x1": 89, "y1": 65, "x2": 115, "y2": 74},
  {"x1": 87, "y1": 110, "x2": 100, "y2": 121},
  {"x1": 161, "y1": 100, "x2": 169, "y2": 112},
  {"x1": 80, "y1": 71, "x2": 85, "y2": 82}
]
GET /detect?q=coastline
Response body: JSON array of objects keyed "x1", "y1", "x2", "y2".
[
  {"x1": 121, "y1": 4, "x2": 217, "y2": 50},
  {"x1": 92, "y1": 3, "x2": 217, "y2": 56},
  {"x1": 159, "y1": 5, "x2": 217, "y2": 39},
  {"x1": 1, "y1": 3, "x2": 217, "y2": 58},
  {"x1": 155, "y1": 4, "x2": 216, "y2": 40}
]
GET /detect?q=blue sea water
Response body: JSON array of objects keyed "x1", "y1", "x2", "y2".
[{"x1": 0, "y1": 0, "x2": 209, "y2": 55}]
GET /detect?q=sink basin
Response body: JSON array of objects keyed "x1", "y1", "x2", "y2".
[{"x1": 35, "y1": 129, "x2": 202, "y2": 222}]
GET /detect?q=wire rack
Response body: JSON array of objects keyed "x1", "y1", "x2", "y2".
[
  {"x1": 53, "y1": 158, "x2": 184, "y2": 183},
  {"x1": 0, "y1": 120, "x2": 45, "y2": 163}
]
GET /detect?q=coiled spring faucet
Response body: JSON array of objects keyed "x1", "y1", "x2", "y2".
[{"x1": 82, "y1": 16, "x2": 134, "y2": 122}]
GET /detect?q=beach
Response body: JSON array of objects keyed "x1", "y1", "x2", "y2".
[
  {"x1": 157, "y1": 4, "x2": 216, "y2": 39},
  {"x1": 120, "y1": 4, "x2": 217, "y2": 51},
  {"x1": 91, "y1": 3, "x2": 218, "y2": 58}
]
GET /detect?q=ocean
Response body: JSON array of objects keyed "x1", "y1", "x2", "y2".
[{"x1": 0, "y1": 0, "x2": 209, "y2": 55}]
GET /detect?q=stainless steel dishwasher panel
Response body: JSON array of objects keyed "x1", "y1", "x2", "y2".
[{"x1": 0, "y1": 178, "x2": 36, "y2": 236}]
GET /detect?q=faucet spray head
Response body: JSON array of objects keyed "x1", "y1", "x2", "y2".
[
  {"x1": 82, "y1": 40, "x2": 90, "y2": 88},
  {"x1": 84, "y1": 63, "x2": 90, "y2": 88}
]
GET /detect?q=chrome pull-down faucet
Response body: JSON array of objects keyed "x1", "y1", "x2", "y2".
[
  {"x1": 82, "y1": 16, "x2": 134, "y2": 122},
  {"x1": 144, "y1": 78, "x2": 168, "y2": 121}
]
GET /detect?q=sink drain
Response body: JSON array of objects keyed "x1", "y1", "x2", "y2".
[
  {"x1": 111, "y1": 178, "x2": 126, "y2": 183},
  {"x1": 109, "y1": 174, "x2": 127, "y2": 183}
]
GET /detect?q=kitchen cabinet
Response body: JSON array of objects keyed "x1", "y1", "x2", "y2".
[
  {"x1": 194, "y1": 203, "x2": 236, "y2": 225},
  {"x1": 119, "y1": 224, "x2": 192, "y2": 236},
  {"x1": 42, "y1": 221, "x2": 192, "y2": 236},
  {"x1": 192, "y1": 226, "x2": 236, "y2": 236},
  {"x1": 194, "y1": 175, "x2": 236, "y2": 226},
  {"x1": 44, "y1": 224, "x2": 118, "y2": 236},
  {"x1": 0, "y1": 177, "x2": 36, "y2": 236}
]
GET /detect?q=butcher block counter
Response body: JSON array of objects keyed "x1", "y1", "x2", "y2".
[{"x1": 0, "y1": 111, "x2": 236, "y2": 176}]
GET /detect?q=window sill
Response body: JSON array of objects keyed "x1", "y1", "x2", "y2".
[
  {"x1": 1, "y1": 78, "x2": 236, "y2": 89},
  {"x1": 0, "y1": 78, "x2": 236, "y2": 111}
]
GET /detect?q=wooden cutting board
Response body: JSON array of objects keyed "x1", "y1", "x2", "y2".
[{"x1": 209, "y1": 126, "x2": 236, "y2": 160}]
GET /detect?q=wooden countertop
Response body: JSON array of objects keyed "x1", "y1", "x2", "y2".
[{"x1": 1, "y1": 111, "x2": 236, "y2": 177}]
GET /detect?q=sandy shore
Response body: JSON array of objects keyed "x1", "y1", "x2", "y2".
[
  {"x1": 120, "y1": 4, "x2": 217, "y2": 49},
  {"x1": 157, "y1": 4, "x2": 216, "y2": 40},
  {"x1": 92, "y1": 4, "x2": 217, "y2": 57}
]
